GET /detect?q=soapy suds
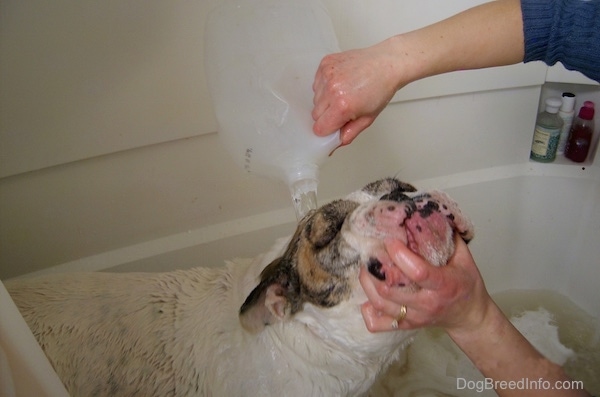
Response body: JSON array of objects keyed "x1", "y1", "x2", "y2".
[{"x1": 369, "y1": 289, "x2": 600, "y2": 396}]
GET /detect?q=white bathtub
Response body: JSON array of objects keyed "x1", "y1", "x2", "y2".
[{"x1": 1, "y1": 162, "x2": 598, "y2": 396}]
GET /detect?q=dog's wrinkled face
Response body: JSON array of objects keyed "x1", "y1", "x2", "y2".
[{"x1": 239, "y1": 178, "x2": 474, "y2": 333}]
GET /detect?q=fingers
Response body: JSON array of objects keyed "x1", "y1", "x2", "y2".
[
  {"x1": 310, "y1": 79, "x2": 332, "y2": 133},
  {"x1": 361, "y1": 302, "x2": 413, "y2": 333},
  {"x1": 310, "y1": 96, "x2": 329, "y2": 132},
  {"x1": 361, "y1": 298, "x2": 431, "y2": 333},
  {"x1": 311, "y1": 50, "x2": 384, "y2": 140},
  {"x1": 383, "y1": 239, "x2": 445, "y2": 290},
  {"x1": 359, "y1": 266, "x2": 400, "y2": 317},
  {"x1": 312, "y1": 95, "x2": 356, "y2": 138},
  {"x1": 312, "y1": 55, "x2": 350, "y2": 137},
  {"x1": 359, "y1": 266, "x2": 424, "y2": 333},
  {"x1": 340, "y1": 117, "x2": 374, "y2": 145},
  {"x1": 448, "y1": 234, "x2": 478, "y2": 274},
  {"x1": 313, "y1": 101, "x2": 373, "y2": 145},
  {"x1": 360, "y1": 236, "x2": 484, "y2": 333},
  {"x1": 313, "y1": 87, "x2": 368, "y2": 140}
]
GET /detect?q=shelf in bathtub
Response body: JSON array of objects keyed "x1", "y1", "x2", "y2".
[{"x1": 529, "y1": 156, "x2": 597, "y2": 171}]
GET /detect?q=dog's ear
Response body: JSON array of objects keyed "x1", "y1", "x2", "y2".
[
  {"x1": 239, "y1": 282, "x2": 289, "y2": 334},
  {"x1": 239, "y1": 257, "x2": 299, "y2": 334}
]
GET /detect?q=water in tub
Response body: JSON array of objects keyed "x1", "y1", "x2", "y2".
[{"x1": 370, "y1": 289, "x2": 600, "y2": 396}]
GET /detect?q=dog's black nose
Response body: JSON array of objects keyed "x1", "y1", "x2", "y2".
[
  {"x1": 367, "y1": 258, "x2": 386, "y2": 281},
  {"x1": 380, "y1": 189, "x2": 417, "y2": 217}
]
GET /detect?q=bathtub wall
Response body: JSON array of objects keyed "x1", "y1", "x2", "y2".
[
  {"x1": 442, "y1": 169, "x2": 600, "y2": 316},
  {"x1": 1, "y1": 0, "x2": 599, "y2": 281}
]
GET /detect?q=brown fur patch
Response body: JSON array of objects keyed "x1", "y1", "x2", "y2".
[
  {"x1": 296, "y1": 241, "x2": 352, "y2": 308},
  {"x1": 240, "y1": 199, "x2": 360, "y2": 320}
]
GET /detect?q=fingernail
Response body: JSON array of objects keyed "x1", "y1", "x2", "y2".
[{"x1": 328, "y1": 142, "x2": 346, "y2": 156}]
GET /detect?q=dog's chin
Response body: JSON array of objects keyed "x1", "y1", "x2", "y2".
[
  {"x1": 365, "y1": 219, "x2": 455, "y2": 287},
  {"x1": 404, "y1": 210, "x2": 455, "y2": 267}
]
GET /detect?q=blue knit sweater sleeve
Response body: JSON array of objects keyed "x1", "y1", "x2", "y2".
[{"x1": 522, "y1": 0, "x2": 600, "y2": 82}]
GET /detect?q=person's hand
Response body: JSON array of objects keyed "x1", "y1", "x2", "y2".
[
  {"x1": 312, "y1": 39, "x2": 405, "y2": 145},
  {"x1": 360, "y1": 234, "x2": 494, "y2": 333}
]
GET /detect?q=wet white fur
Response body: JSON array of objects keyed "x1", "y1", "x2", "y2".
[{"x1": 7, "y1": 236, "x2": 413, "y2": 397}]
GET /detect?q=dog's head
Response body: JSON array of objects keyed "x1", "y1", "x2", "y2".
[{"x1": 239, "y1": 178, "x2": 474, "y2": 333}]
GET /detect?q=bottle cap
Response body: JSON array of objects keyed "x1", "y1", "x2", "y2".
[
  {"x1": 583, "y1": 100, "x2": 595, "y2": 109},
  {"x1": 578, "y1": 105, "x2": 594, "y2": 120},
  {"x1": 545, "y1": 97, "x2": 562, "y2": 114},
  {"x1": 560, "y1": 92, "x2": 576, "y2": 112}
]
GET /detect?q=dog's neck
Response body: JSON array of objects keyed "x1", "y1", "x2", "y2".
[
  {"x1": 231, "y1": 253, "x2": 412, "y2": 396},
  {"x1": 235, "y1": 304, "x2": 410, "y2": 396},
  {"x1": 296, "y1": 279, "x2": 414, "y2": 361}
]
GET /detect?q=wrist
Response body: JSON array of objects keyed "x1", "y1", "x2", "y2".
[
  {"x1": 380, "y1": 34, "x2": 427, "y2": 92},
  {"x1": 445, "y1": 299, "x2": 521, "y2": 379},
  {"x1": 385, "y1": 26, "x2": 457, "y2": 91},
  {"x1": 445, "y1": 293, "x2": 500, "y2": 343}
]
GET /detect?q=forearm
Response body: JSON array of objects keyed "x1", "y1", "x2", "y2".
[
  {"x1": 386, "y1": 0, "x2": 525, "y2": 88},
  {"x1": 447, "y1": 299, "x2": 589, "y2": 397}
]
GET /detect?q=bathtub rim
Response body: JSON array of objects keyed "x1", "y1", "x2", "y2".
[{"x1": 4, "y1": 161, "x2": 598, "y2": 281}]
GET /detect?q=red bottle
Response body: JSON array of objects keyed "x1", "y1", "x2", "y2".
[{"x1": 565, "y1": 101, "x2": 595, "y2": 163}]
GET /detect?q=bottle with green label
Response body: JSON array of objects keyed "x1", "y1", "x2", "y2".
[{"x1": 530, "y1": 97, "x2": 564, "y2": 162}]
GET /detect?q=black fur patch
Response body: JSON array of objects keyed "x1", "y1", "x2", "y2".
[{"x1": 417, "y1": 201, "x2": 440, "y2": 218}]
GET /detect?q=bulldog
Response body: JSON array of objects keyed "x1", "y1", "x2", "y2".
[{"x1": 6, "y1": 178, "x2": 473, "y2": 397}]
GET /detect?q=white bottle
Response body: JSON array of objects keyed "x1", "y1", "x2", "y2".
[
  {"x1": 557, "y1": 92, "x2": 576, "y2": 155},
  {"x1": 204, "y1": 0, "x2": 341, "y2": 219}
]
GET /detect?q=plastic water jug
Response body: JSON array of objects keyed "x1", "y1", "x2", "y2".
[{"x1": 204, "y1": 0, "x2": 341, "y2": 219}]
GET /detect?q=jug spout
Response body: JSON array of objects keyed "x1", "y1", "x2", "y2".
[
  {"x1": 290, "y1": 178, "x2": 318, "y2": 220},
  {"x1": 286, "y1": 162, "x2": 320, "y2": 220}
]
